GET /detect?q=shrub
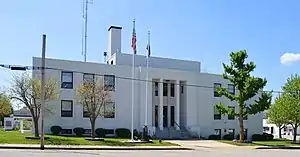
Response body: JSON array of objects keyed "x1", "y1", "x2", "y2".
[
  {"x1": 223, "y1": 134, "x2": 234, "y2": 140},
  {"x1": 50, "y1": 126, "x2": 62, "y2": 135},
  {"x1": 115, "y1": 128, "x2": 131, "y2": 138},
  {"x1": 208, "y1": 134, "x2": 220, "y2": 140},
  {"x1": 73, "y1": 127, "x2": 85, "y2": 137},
  {"x1": 262, "y1": 133, "x2": 274, "y2": 141},
  {"x1": 252, "y1": 134, "x2": 264, "y2": 141},
  {"x1": 95, "y1": 128, "x2": 106, "y2": 138}
]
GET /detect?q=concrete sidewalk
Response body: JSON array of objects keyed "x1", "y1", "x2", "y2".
[{"x1": 0, "y1": 144, "x2": 192, "y2": 150}]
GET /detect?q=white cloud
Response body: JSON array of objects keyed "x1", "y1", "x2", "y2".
[{"x1": 280, "y1": 53, "x2": 300, "y2": 65}]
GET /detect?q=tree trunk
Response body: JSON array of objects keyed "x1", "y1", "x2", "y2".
[
  {"x1": 293, "y1": 126, "x2": 297, "y2": 142},
  {"x1": 33, "y1": 117, "x2": 39, "y2": 137},
  {"x1": 239, "y1": 107, "x2": 245, "y2": 142},
  {"x1": 279, "y1": 126, "x2": 282, "y2": 139},
  {"x1": 90, "y1": 119, "x2": 96, "y2": 139}
]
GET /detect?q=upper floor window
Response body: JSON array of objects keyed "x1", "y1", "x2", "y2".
[
  {"x1": 163, "y1": 82, "x2": 168, "y2": 96},
  {"x1": 170, "y1": 83, "x2": 175, "y2": 97},
  {"x1": 228, "y1": 106, "x2": 235, "y2": 120},
  {"x1": 214, "y1": 83, "x2": 221, "y2": 97},
  {"x1": 104, "y1": 75, "x2": 115, "y2": 91},
  {"x1": 228, "y1": 84, "x2": 235, "y2": 95},
  {"x1": 83, "y1": 73, "x2": 95, "y2": 83},
  {"x1": 83, "y1": 106, "x2": 90, "y2": 118},
  {"x1": 181, "y1": 85, "x2": 184, "y2": 94},
  {"x1": 61, "y1": 100, "x2": 73, "y2": 117},
  {"x1": 154, "y1": 82, "x2": 159, "y2": 96},
  {"x1": 61, "y1": 71, "x2": 73, "y2": 89}
]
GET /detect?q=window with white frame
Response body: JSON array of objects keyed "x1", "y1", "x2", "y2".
[
  {"x1": 154, "y1": 82, "x2": 159, "y2": 96},
  {"x1": 228, "y1": 106, "x2": 235, "y2": 120},
  {"x1": 104, "y1": 102, "x2": 115, "y2": 118},
  {"x1": 214, "y1": 83, "x2": 221, "y2": 97},
  {"x1": 228, "y1": 84, "x2": 235, "y2": 95},
  {"x1": 61, "y1": 71, "x2": 73, "y2": 89},
  {"x1": 228, "y1": 128, "x2": 235, "y2": 136},
  {"x1": 83, "y1": 73, "x2": 95, "y2": 83},
  {"x1": 83, "y1": 106, "x2": 90, "y2": 118},
  {"x1": 104, "y1": 75, "x2": 115, "y2": 91},
  {"x1": 214, "y1": 106, "x2": 221, "y2": 120},
  {"x1": 61, "y1": 100, "x2": 73, "y2": 117}
]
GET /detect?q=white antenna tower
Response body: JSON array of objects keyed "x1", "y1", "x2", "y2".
[{"x1": 81, "y1": 0, "x2": 93, "y2": 62}]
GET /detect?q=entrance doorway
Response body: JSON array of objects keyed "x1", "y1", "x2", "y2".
[
  {"x1": 154, "y1": 106, "x2": 158, "y2": 127},
  {"x1": 170, "y1": 106, "x2": 175, "y2": 127},
  {"x1": 163, "y1": 106, "x2": 168, "y2": 127}
]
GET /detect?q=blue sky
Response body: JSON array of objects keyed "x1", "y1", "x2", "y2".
[{"x1": 1, "y1": 0, "x2": 300, "y2": 98}]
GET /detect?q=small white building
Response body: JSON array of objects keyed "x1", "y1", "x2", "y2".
[
  {"x1": 263, "y1": 119, "x2": 300, "y2": 139},
  {"x1": 32, "y1": 25, "x2": 264, "y2": 139}
]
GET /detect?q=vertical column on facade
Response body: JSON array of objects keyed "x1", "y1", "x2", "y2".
[
  {"x1": 175, "y1": 80, "x2": 180, "y2": 130},
  {"x1": 159, "y1": 78, "x2": 164, "y2": 130}
]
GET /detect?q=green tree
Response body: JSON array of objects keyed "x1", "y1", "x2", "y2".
[
  {"x1": 267, "y1": 96, "x2": 288, "y2": 139},
  {"x1": 0, "y1": 92, "x2": 13, "y2": 126},
  {"x1": 216, "y1": 50, "x2": 272, "y2": 142},
  {"x1": 281, "y1": 74, "x2": 300, "y2": 142}
]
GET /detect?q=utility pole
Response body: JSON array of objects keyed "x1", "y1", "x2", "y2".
[
  {"x1": 40, "y1": 34, "x2": 46, "y2": 150},
  {"x1": 82, "y1": 0, "x2": 93, "y2": 62}
]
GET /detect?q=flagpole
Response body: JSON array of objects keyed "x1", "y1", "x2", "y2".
[
  {"x1": 145, "y1": 30, "x2": 150, "y2": 127},
  {"x1": 131, "y1": 19, "x2": 136, "y2": 142}
]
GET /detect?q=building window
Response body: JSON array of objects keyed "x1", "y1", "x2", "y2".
[
  {"x1": 5, "y1": 121, "x2": 12, "y2": 127},
  {"x1": 263, "y1": 127, "x2": 269, "y2": 132},
  {"x1": 155, "y1": 82, "x2": 159, "y2": 96},
  {"x1": 104, "y1": 75, "x2": 115, "y2": 91},
  {"x1": 214, "y1": 129, "x2": 221, "y2": 139},
  {"x1": 83, "y1": 73, "x2": 95, "y2": 83},
  {"x1": 214, "y1": 83, "x2": 221, "y2": 97},
  {"x1": 111, "y1": 60, "x2": 113, "y2": 64},
  {"x1": 243, "y1": 115, "x2": 248, "y2": 120},
  {"x1": 271, "y1": 127, "x2": 274, "y2": 134},
  {"x1": 170, "y1": 83, "x2": 175, "y2": 97},
  {"x1": 163, "y1": 83, "x2": 168, "y2": 96},
  {"x1": 61, "y1": 129, "x2": 72, "y2": 134},
  {"x1": 228, "y1": 84, "x2": 235, "y2": 95},
  {"x1": 104, "y1": 102, "x2": 115, "y2": 118},
  {"x1": 228, "y1": 129, "x2": 235, "y2": 136},
  {"x1": 61, "y1": 71, "x2": 73, "y2": 89},
  {"x1": 228, "y1": 106, "x2": 235, "y2": 120},
  {"x1": 214, "y1": 106, "x2": 221, "y2": 120},
  {"x1": 83, "y1": 106, "x2": 90, "y2": 118},
  {"x1": 181, "y1": 85, "x2": 184, "y2": 93},
  {"x1": 61, "y1": 100, "x2": 73, "y2": 117}
]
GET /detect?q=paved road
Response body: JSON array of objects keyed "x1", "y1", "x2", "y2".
[{"x1": 1, "y1": 149, "x2": 300, "y2": 157}]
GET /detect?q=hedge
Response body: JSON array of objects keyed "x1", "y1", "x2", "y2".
[
  {"x1": 95, "y1": 128, "x2": 106, "y2": 138},
  {"x1": 115, "y1": 128, "x2": 131, "y2": 138},
  {"x1": 208, "y1": 134, "x2": 220, "y2": 140},
  {"x1": 223, "y1": 134, "x2": 234, "y2": 140}
]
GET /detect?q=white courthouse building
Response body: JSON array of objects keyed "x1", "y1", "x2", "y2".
[{"x1": 32, "y1": 25, "x2": 263, "y2": 139}]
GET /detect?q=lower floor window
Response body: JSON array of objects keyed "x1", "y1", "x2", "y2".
[{"x1": 61, "y1": 129, "x2": 72, "y2": 134}]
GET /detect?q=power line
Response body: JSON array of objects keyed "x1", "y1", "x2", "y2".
[{"x1": 0, "y1": 63, "x2": 284, "y2": 94}]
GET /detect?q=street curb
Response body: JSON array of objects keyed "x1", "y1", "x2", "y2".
[
  {"x1": 0, "y1": 146, "x2": 193, "y2": 151},
  {"x1": 255, "y1": 146, "x2": 300, "y2": 150}
]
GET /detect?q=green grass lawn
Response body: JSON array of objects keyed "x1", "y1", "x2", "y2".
[
  {"x1": 218, "y1": 139, "x2": 300, "y2": 147},
  {"x1": 0, "y1": 130, "x2": 178, "y2": 146}
]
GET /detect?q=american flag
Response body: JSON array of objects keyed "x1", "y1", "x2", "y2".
[{"x1": 131, "y1": 21, "x2": 137, "y2": 54}]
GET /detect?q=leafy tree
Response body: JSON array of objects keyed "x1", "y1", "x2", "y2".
[
  {"x1": 76, "y1": 78, "x2": 112, "y2": 139},
  {"x1": 267, "y1": 96, "x2": 288, "y2": 138},
  {"x1": 281, "y1": 74, "x2": 300, "y2": 142},
  {"x1": 0, "y1": 92, "x2": 13, "y2": 126},
  {"x1": 9, "y1": 73, "x2": 58, "y2": 137},
  {"x1": 216, "y1": 50, "x2": 272, "y2": 142}
]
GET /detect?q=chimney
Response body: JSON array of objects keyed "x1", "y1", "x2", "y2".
[{"x1": 108, "y1": 26, "x2": 122, "y2": 58}]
